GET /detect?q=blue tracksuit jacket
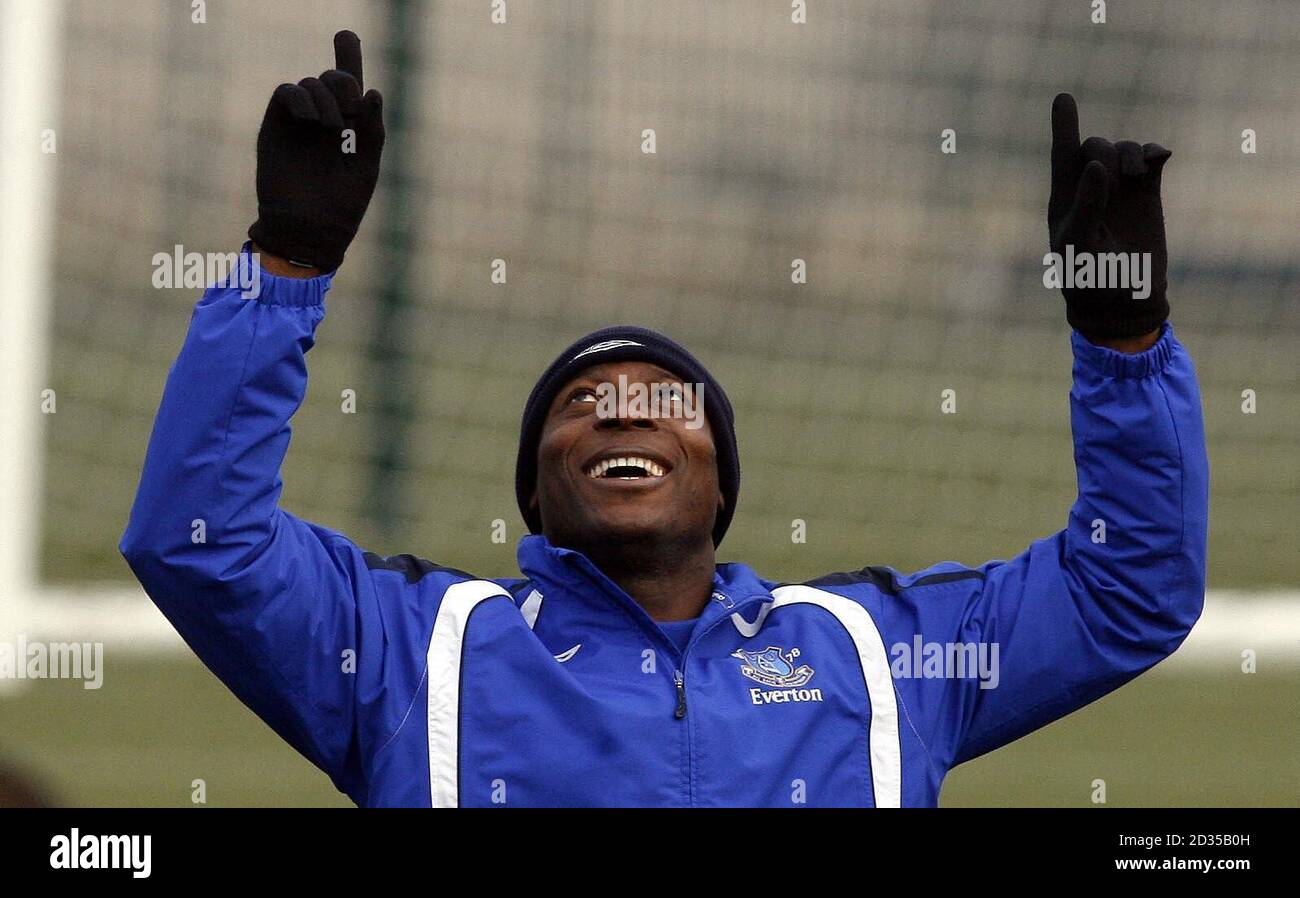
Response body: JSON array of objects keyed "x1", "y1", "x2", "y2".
[{"x1": 120, "y1": 250, "x2": 1209, "y2": 807}]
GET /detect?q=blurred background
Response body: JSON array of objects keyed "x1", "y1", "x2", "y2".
[{"x1": 0, "y1": 0, "x2": 1296, "y2": 806}]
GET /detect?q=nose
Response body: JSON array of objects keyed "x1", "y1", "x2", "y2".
[{"x1": 595, "y1": 400, "x2": 658, "y2": 431}]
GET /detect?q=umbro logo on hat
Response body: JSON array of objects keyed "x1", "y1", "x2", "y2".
[{"x1": 571, "y1": 339, "x2": 645, "y2": 361}]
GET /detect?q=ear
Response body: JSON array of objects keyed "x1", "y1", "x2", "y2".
[
  {"x1": 529, "y1": 489, "x2": 539, "y2": 512},
  {"x1": 717, "y1": 491, "x2": 726, "y2": 513}
]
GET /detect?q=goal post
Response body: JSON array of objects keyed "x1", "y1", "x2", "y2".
[
  {"x1": 0, "y1": 0, "x2": 179, "y2": 693},
  {"x1": 0, "y1": 0, "x2": 65, "y2": 690}
]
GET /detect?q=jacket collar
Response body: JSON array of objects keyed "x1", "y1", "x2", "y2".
[{"x1": 516, "y1": 534, "x2": 773, "y2": 637}]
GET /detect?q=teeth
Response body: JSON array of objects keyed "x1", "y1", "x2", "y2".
[{"x1": 585, "y1": 456, "x2": 666, "y2": 479}]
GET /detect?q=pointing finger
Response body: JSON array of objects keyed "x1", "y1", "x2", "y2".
[
  {"x1": 1049, "y1": 93, "x2": 1083, "y2": 219},
  {"x1": 1051, "y1": 93, "x2": 1081, "y2": 168},
  {"x1": 334, "y1": 30, "x2": 363, "y2": 92}
]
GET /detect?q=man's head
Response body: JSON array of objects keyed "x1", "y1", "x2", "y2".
[{"x1": 516, "y1": 326, "x2": 740, "y2": 550}]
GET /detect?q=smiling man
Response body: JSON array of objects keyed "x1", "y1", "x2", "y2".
[
  {"x1": 521, "y1": 346, "x2": 737, "y2": 626},
  {"x1": 121, "y1": 33, "x2": 1208, "y2": 807}
]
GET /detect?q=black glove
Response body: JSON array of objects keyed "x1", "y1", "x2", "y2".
[
  {"x1": 248, "y1": 30, "x2": 384, "y2": 272},
  {"x1": 1048, "y1": 93, "x2": 1171, "y2": 340}
]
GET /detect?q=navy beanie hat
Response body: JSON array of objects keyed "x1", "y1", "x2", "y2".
[{"x1": 516, "y1": 325, "x2": 740, "y2": 547}]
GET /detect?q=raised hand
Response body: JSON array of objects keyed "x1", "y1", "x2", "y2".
[
  {"x1": 248, "y1": 30, "x2": 385, "y2": 273},
  {"x1": 1048, "y1": 92, "x2": 1171, "y2": 340}
]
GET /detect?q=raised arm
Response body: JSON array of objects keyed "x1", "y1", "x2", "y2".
[
  {"x1": 946, "y1": 323, "x2": 1207, "y2": 764},
  {"x1": 954, "y1": 94, "x2": 1207, "y2": 763},
  {"x1": 120, "y1": 32, "x2": 387, "y2": 798},
  {"x1": 868, "y1": 95, "x2": 1207, "y2": 772}
]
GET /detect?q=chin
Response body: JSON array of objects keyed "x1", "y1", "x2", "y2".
[
  {"x1": 592, "y1": 516, "x2": 672, "y2": 544},
  {"x1": 581, "y1": 507, "x2": 682, "y2": 545}
]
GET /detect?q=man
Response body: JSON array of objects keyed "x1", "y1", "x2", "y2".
[{"x1": 121, "y1": 32, "x2": 1208, "y2": 807}]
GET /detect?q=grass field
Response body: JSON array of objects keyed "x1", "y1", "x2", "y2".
[{"x1": 2, "y1": 656, "x2": 1294, "y2": 807}]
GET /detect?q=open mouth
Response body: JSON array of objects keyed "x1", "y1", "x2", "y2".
[{"x1": 583, "y1": 454, "x2": 670, "y2": 481}]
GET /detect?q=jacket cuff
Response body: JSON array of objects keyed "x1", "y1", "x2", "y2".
[
  {"x1": 213, "y1": 241, "x2": 333, "y2": 308},
  {"x1": 1071, "y1": 321, "x2": 1175, "y2": 379}
]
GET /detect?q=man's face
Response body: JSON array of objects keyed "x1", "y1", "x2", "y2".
[{"x1": 532, "y1": 360, "x2": 722, "y2": 549}]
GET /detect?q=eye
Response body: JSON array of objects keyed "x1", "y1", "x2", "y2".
[
  {"x1": 657, "y1": 384, "x2": 685, "y2": 403},
  {"x1": 567, "y1": 387, "x2": 598, "y2": 405}
]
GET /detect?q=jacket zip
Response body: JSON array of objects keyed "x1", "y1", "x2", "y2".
[
  {"x1": 670, "y1": 605, "x2": 753, "y2": 806},
  {"x1": 669, "y1": 595, "x2": 769, "y2": 721},
  {"x1": 672, "y1": 596, "x2": 770, "y2": 806}
]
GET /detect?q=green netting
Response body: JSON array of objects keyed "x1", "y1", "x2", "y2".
[{"x1": 41, "y1": 0, "x2": 1299, "y2": 587}]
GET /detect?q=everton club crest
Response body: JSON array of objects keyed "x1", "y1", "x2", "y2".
[{"x1": 731, "y1": 646, "x2": 815, "y2": 688}]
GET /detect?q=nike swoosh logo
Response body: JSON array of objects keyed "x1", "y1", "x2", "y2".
[{"x1": 554, "y1": 644, "x2": 582, "y2": 663}]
